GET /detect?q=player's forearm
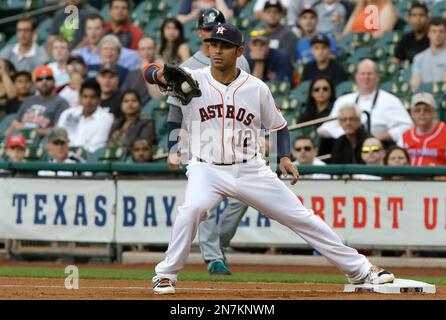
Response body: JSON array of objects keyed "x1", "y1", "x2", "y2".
[
  {"x1": 277, "y1": 126, "x2": 291, "y2": 159},
  {"x1": 143, "y1": 63, "x2": 167, "y2": 86}
]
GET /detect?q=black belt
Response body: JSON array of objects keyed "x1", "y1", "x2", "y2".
[{"x1": 197, "y1": 154, "x2": 256, "y2": 166}]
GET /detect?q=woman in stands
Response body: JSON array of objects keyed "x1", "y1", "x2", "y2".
[
  {"x1": 298, "y1": 77, "x2": 335, "y2": 126},
  {"x1": 342, "y1": 0, "x2": 398, "y2": 39},
  {"x1": 158, "y1": 18, "x2": 191, "y2": 64},
  {"x1": 298, "y1": 77, "x2": 336, "y2": 157},
  {"x1": 108, "y1": 90, "x2": 156, "y2": 151},
  {"x1": 383, "y1": 145, "x2": 411, "y2": 180}
]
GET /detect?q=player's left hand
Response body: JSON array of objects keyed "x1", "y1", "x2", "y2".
[{"x1": 279, "y1": 157, "x2": 299, "y2": 185}]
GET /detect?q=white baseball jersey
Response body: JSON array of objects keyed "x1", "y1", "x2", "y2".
[{"x1": 171, "y1": 66, "x2": 287, "y2": 164}]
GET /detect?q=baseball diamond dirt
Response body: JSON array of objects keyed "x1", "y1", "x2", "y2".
[{"x1": 0, "y1": 262, "x2": 444, "y2": 300}]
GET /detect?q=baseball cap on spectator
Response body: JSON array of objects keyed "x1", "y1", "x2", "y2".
[
  {"x1": 6, "y1": 133, "x2": 26, "y2": 149},
  {"x1": 264, "y1": 0, "x2": 284, "y2": 11},
  {"x1": 249, "y1": 29, "x2": 268, "y2": 42},
  {"x1": 47, "y1": 127, "x2": 69, "y2": 144},
  {"x1": 204, "y1": 23, "x2": 244, "y2": 47},
  {"x1": 299, "y1": 8, "x2": 317, "y2": 18},
  {"x1": 411, "y1": 92, "x2": 437, "y2": 109},
  {"x1": 311, "y1": 33, "x2": 330, "y2": 47},
  {"x1": 99, "y1": 63, "x2": 118, "y2": 76},
  {"x1": 34, "y1": 65, "x2": 53, "y2": 80}
]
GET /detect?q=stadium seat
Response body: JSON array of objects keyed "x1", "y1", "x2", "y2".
[
  {"x1": 24, "y1": 145, "x2": 45, "y2": 161},
  {"x1": 141, "y1": 96, "x2": 163, "y2": 118},
  {"x1": 0, "y1": 113, "x2": 17, "y2": 136},
  {"x1": 336, "y1": 80, "x2": 357, "y2": 97},
  {"x1": 132, "y1": 0, "x2": 149, "y2": 27},
  {"x1": 417, "y1": 82, "x2": 445, "y2": 95},
  {"x1": 87, "y1": 145, "x2": 127, "y2": 163},
  {"x1": 431, "y1": 1, "x2": 446, "y2": 18},
  {"x1": 380, "y1": 80, "x2": 411, "y2": 97},
  {"x1": 143, "y1": 17, "x2": 163, "y2": 40},
  {"x1": 100, "y1": 4, "x2": 109, "y2": 21},
  {"x1": 36, "y1": 18, "x2": 52, "y2": 46},
  {"x1": 268, "y1": 81, "x2": 291, "y2": 99},
  {"x1": 289, "y1": 80, "x2": 311, "y2": 104},
  {"x1": 154, "y1": 108, "x2": 169, "y2": 136},
  {"x1": 69, "y1": 146, "x2": 88, "y2": 160}
]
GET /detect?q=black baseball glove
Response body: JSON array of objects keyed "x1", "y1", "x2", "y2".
[{"x1": 163, "y1": 63, "x2": 202, "y2": 105}]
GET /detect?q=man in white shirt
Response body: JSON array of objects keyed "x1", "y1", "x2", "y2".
[
  {"x1": 317, "y1": 59, "x2": 413, "y2": 144},
  {"x1": 57, "y1": 79, "x2": 113, "y2": 154},
  {"x1": 291, "y1": 136, "x2": 331, "y2": 179}
]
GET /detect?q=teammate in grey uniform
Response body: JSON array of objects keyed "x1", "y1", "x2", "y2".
[{"x1": 166, "y1": 8, "x2": 250, "y2": 275}]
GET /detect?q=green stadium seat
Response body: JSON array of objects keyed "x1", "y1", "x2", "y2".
[
  {"x1": 0, "y1": 113, "x2": 17, "y2": 135},
  {"x1": 24, "y1": 145, "x2": 45, "y2": 161},
  {"x1": 417, "y1": 82, "x2": 444, "y2": 95},
  {"x1": 87, "y1": 145, "x2": 126, "y2": 163},
  {"x1": 268, "y1": 81, "x2": 291, "y2": 98},
  {"x1": 100, "y1": 4, "x2": 109, "y2": 21},
  {"x1": 154, "y1": 108, "x2": 169, "y2": 136},
  {"x1": 146, "y1": 0, "x2": 168, "y2": 20},
  {"x1": 141, "y1": 96, "x2": 164, "y2": 118},
  {"x1": 376, "y1": 62, "x2": 400, "y2": 82},
  {"x1": 380, "y1": 80, "x2": 411, "y2": 97},
  {"x1": 143, "y1": 17, "x2": 163, "y2": 39},
  {"x1": 336, "y1": 80, "x2": 357, "y2": 97},
  {"x1": 36, "y1": 18, "x2": 52, "y2": 46},
  {"x1": 431, "y1": 1, "x2": 446, "y2": 18},
  {"x1": 132, "y1": 0, "x2": 149, "y2": 27},
  {"x1": 69, "y1": 146, "x2": 88, "y2": 160},
  {"x1": 290, "y1": 80, "x2": 311, "y2": 104}
]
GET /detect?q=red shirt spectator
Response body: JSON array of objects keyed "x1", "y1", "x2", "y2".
[
  {"x1": 399, "y1": 92, "x2": 446, "y2": 166},
  {"x1": 105, "y1": 0, "x2": 144, "y2": 50}
]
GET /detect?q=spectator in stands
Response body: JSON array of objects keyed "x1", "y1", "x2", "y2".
[
  {"x1": 342, "y1": 0, "x2": 398, "y2": 40},
  {"x1": 159, "y1": 18, "x2": 191, "y2": 64},
  {"x1": 291, "y1": 135, "x2": 331, "y2": 179},
  {"x1": 331, "y1": 104, "x2": 369, "y2": 164},
  {"x1": 95, "y1": 65, "x2": 123, "y2": 119},
  {"x1": 298, "y1": 77, "x2": 335, "y2": 126},
  {"x1": 3, "y1": 133, "x2": 27, "y2": 162},
  {"x1": 177, "y1": 0, "x2": 234, "y2": 24},
  {"x1": 108, "y1": 90, "x2": 157, "y2": 150},
  {"x1": 313, "y1": 0, "x2": 348, "y2": 38},
  {"x1": 294, "y1": 8, "x2": 337, "y2": 64},
  {"x1": 128, "y1": 138, "x2": 154, "y2": 163},
  {"x1": 352, "y1": 136, "x2": 385, "y2": 180},
  {"x1": 410, "y1": 17, "x2": 446, "y2": 92},
  {"x1": 383, "y1": 145, "x2": 411, "y2": 180},
  {"x1": 57, "y1": 79, "x2": 113, "y2": 154},
  {"x1": 298, "y1": 77, "x2": 336, "y2": 156},
  {"x1": 37, "y1": 127, "x2": 87, "y2": 177},
  {"x1": 301, "y1": 33, "x2": 347, "y2": 86},
  {"x1": 87, "y1": 35, "x2": 130, "y2": 86},
  {"x1": 49, "y1": 0, "x2": 99, "y2": 48},
  {"x1": 286, "y1": 0, "x2": 320, "y2": 27},
  {"x1": 5, "y1": 66, "x2": 69, "y2": 137},
  {"x1": 0, "y1": 59, "x2": 17, "y2": 119},
  {"x1": 398, "y1": 92, "x2": 446, "y2": 166},
  {"x1": 260, "y1": 0, "x2": 298, "y2": 61},
  {"x1": 253, "y1": 0, "x2": 290, "y2": 21},
  {"x1": 58, "y1": 56, "x2": 88, "y2": 109},
  {"x1": 105, "y1": 0, "x2": 143, "y2": 50},
  {"x1": 317, "y1": 59, "x2": 413, "y2": 145},
  {"x1": 393, "y1": 3, "x2": 430, "y2": 65},
  {"x1": 72, "y1": 14, "x2": 140, "y2": 71},
  {"x1": 1, "y1": 71, "x2": 33, "y2": 118},
  {"x1": 246, "y1": 29, "x2": 294, "y2": 87},
  {"x1": 0, "y1": 17, "x2": 49, "y2": 73},
  {"x1": 122, "y1": 37, "x2": 164, "y2": 106},
  {"x1": 47, "y1": 36, "x2": 71, "y2": 88}
]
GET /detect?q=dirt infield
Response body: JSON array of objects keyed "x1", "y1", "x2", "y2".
[{"x1": 0, "y1": 262, "x2": 444, "y2": 300}]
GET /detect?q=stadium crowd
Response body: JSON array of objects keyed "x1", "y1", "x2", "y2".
[{"x1": 0, "y1": 0, "x2": 445, "y2": 177}]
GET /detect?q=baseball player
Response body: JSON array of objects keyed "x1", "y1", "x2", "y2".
[
  {"x1": 166, "y1": 8, "x2": 251, "y2": 275},
  {"x1": 144, "y1": 23, "x2": 395, "y2": 295}
]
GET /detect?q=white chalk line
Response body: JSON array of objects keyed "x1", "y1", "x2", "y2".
[{"x1": 0, "y1": 284, "x2": 339, "y2": 293}]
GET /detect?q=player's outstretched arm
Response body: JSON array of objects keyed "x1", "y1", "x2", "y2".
[
  {"x1": 276, "y1": 126, "x2": 299, "y2": 185},
  {"x1": 279, "y1": 157, "x2": 299, "y2": 185},
  {"x1": 142, "y1": 63, "x2": 167, "y2": 86}
]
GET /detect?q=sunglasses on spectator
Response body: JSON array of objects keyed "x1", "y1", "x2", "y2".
[
  {"x1": 52, "y1": 140, "x2": 67, "y2": 146},
  {"x1": 361, "y1": 145, "x2": 381, "y2": 153},
  {"x1": 313, "y1": 86, "x2": 329, "y2": 93},
  {"x1": 295, "y1": 146, "x2": 312, "y2": 152},
  {"x1": 36, "y1": 76, "x2": 54, "y2": 82}
]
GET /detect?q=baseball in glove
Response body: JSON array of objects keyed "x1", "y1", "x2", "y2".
[{"x1": 163, "y1": 63, "x2": 202, "y2": 105}]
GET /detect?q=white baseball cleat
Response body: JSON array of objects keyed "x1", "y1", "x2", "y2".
[
  {"x1": 350, "y1": 265, "x2": 395, "y2": 285},
  {"x1": 153, "y1": 278, "x2": 176, "y2": 295}
]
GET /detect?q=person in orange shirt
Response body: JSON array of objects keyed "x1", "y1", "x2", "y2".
[
  {"x1": 342, "y1": 0, "x2": 398, "y2": 40},
  {"x1": 398, "y1": 92, "x2": 446, "y2": 166}
]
